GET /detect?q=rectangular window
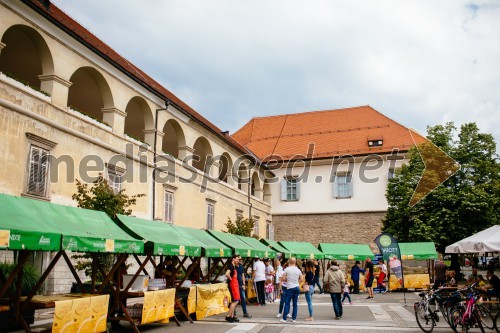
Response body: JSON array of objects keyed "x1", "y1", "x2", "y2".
[
  {"x1": 206, "y1": 203, "x2": 215, "y2": 230},
  {"x1": 334, "y1": 173, "x2": 353, "y2": 198},
  {"x1": 266, "y1": 222, "x2": 274, "y2": 240},
  {"x1": 26, "y1": 145, "x2": 50, "y2": 197},
  {"x1": 106, "y1": 166, "x2": 123, "y2": 194},
  {"x1": 253, "y1": 216, "x2": 260, "y2": 236},
  {"x1": 164, "y1": 191, "x2": 174, "y2": 224}
]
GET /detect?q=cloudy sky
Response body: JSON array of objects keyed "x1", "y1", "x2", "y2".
[{"x1": 51, "y1": 0, "x2": 500, "y2": 149}]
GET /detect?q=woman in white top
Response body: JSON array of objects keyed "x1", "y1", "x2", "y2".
[{"x1": 274, "y1": 259, "x2": 283, "y2": 301}]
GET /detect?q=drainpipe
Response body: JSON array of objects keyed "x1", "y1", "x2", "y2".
[
  {"x1": 248, "y1": 178, "x2": 253, "y2": 221},
  {"x1": 152, "y1": 102, "x2": 170, "y2": 220}
]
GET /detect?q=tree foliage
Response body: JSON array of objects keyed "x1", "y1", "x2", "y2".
[
  {"x1": 383, "y1": 122, "x2": 500, "y2": 253},
  {"x1": 72, "y1": 174, "x2": 145, "y2": 218},
  {"x1": 224, "y1": 215, "x2": 256, "y2": 238},
  {"x1": 72, "y1": 174, "x2": 145, "y2": 281}
]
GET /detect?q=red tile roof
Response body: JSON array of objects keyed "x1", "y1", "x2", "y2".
[
  {"x1": 23, "y1": 0, "x2": 247, "y2": 155},
  {"x1": 232, "y1": 106, "x2": 426, "y2": 161}
]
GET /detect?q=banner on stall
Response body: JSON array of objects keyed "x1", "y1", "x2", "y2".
[
  {"x1": 52, "y1": 295, "x2": 109, "y2": 333},
  {"x1": 374, "y1": 233, "x2": 404, "y2": 287},
  {"x1": 141, "y1": 289, "x2": 176, "y2": 324},
  {"x1": 187, "y1": 286, "x2": 197, "y2": 315},
  {"x1": 195, "y1": 283, "x2": 230, "y2": 320}
]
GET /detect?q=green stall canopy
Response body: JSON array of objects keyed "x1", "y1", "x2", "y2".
[
  {"x1": 236, "y1": 235, "x2": 276, "y2": 259},
  {"x1": 398, "y1": 242, "x2": 438, "y2": 260},
  {"x1": 279, "y1": 241, "x2": 325, "y2": 259},
  {"x1": 260, "y1": 239, "x2": 292, "y2": 258},
  {"x1": 207, "y1": 230, "x2": 259, "y2": 258},
  {"x1": 318, "y1": 243, "x2": 374, "y2": 261},
  {"x1": 116, "y1": 215, "x2": 201, "y2": 256},
  {"x1": 0, "y1": 193, "x2": 143, "y2": 253},
  {"x1": 172, "y1": 225, "x2": 231, "y2": 258}
]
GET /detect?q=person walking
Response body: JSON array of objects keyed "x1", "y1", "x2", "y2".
[
  {"x1": 365, "y1": 257, "x2": 375, "y2": 299},
  {"x1": 324, "y1": 260, "x2": 346, "y2": 320},
  {"x1": 280, "y1": 258, "x2": 303, "y2": 323},
  {"x1": 225, "y1": 254, "x2": 241, "y2": 322},
  {"x1": 341, "y1": 281, "x2": 353, "y2": 305},
  {"x1": 313, "y1": 259, "x2": 323, "y2": 294},
  {"x1": 350, "y1": 261, "x2": 365, "y2": 294},
  {"x1": 235, "y1": 256, "x2": 251, "y2": 318},
  {"x1": 304, "y1": 260, "x2": 315, "y2": 321},
  {"x1": 252, "y1": 258, "x2": 266, "y2": 306}
]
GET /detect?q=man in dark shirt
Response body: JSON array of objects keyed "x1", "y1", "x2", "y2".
[
  {"x1": 434, "y1": 260, "x2": 448, "y2": 289},
  {"x1": 235, "y1": 256, "x2": 251, "y2": 318},
  {"x1": 365, "y1": 257, "x2": 375, "y2": 299},
  {"x1": 313, "y1": 260, "x2": 323, "y2": 294},
  {"x1": 484, "y1": 270, "x2": 500, "y2": 299}
]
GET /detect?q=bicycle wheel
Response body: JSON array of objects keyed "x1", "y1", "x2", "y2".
[
  {"x1": 476, "y1": 303, "x2": 495, "y2": 330},
  {"x1": 415, "y1": 301, "x2": 435, "y2": 333},
  {"x1": 449, "y1": 306, "x2": 464, "y2": 333}
]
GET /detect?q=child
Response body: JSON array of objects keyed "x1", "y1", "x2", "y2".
[
  {"x1": 342, "y1": 281, "x2": 353, "y2": 304},
  {"x1": 265, "y1": 278, "x2": 274, "y2": 303},
  {"x1": 448, "y1": 271, "x2": 457, "y2": 287}
]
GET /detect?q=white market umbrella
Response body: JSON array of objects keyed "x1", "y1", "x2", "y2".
[{"x1": 445, "y1": 225, "x2": 500, "y2": 253}]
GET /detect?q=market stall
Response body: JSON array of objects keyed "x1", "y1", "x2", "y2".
[
  {"x1": 388, "y1": 242, "x2": 438, "y2": 291},
  {"x1": 0, "y1": 193, "x2": 144, "y2": 332},
  {"x1": 260, "y1": 239, "x2": 292, "y2": 259},
  {"x1": 279, "y1": 241, "x2": 325, "y2": 260},
  {"x1": 115, "y1": 214, "x2": 204, "y2": 327},
  {"x1": 318, "y1": 243, "x2": 375, "y2": 290}
]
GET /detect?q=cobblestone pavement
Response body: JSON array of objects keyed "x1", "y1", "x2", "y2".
[{"x1": 21, "y1": 290, "x2": 494, "y2": 332}]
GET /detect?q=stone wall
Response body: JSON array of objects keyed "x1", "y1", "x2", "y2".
[{"x1": 273, "y1": 211, "x2": 386, "y2": 247}]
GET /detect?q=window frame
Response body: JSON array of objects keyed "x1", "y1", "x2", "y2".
[
  {"x1": 253, "y1": 216, "x2": 260, "y2": 236},
  {"x1": 106, "y1": 163, "x2": 125, "y2": 194},
  {"x1": 206, "y1": 201, "x2": 215, "y2": 230},
  {"x1": 333, "y1": 172, "x2": 353, "y2": 199},
  {"x1": 22, "y1": 133, "x2": 57, "y2": 201},
  {"x1": 164, "y1": 190, "x2": 174, "y2": 224}
]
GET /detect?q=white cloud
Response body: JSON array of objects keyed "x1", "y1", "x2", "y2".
[{"x1": 52, "y1": 0, "x2": 500, "y2": 150}]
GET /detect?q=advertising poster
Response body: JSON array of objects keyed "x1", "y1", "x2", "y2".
[
  {"x1": 141, "y1": 289, "x2": 176, "y2": 324},
  {"x1": 374, "y1": 233, "x2": 404, "y2": 288},
  {"x1": 52, "y1": 295, "x2": 109, "y2": 333},
  {"x1": 195, "y1": 283, "x2": 230, "y2": 320}
]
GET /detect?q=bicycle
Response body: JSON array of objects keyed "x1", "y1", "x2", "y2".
[
  {"x1": 414, "y1": 290, "x2": 440, "y2": 332},
  {"x1": 448, "y1": 285, "x2": 486, "y2": 333}
]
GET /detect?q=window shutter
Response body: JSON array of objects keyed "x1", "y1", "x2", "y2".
[
  {"x1": 280, "y1": 178, "x2": 287, "y2": 200},
  {"x1": 347, "y1": 174, "x2": 353, "y2": 197},
  {"x1": 27, "y1": 146, "x2": 49, "y2": 197},
  {"x1": 332, "y1": 175, "x2": 338, "y2": 198},
  {"x1": 295, "y1": 180, "x2": 300, "y2": 201},
  {"x1": 270, "y1": 224, "x2": 274, "y2": 240}
]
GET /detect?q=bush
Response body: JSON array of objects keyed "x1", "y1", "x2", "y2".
[{"x1": 0, "y1": 262, "x2": 40, "y2": 296}]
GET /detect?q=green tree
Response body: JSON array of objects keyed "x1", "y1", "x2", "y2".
[
  {"x1": 72, "y1": 174, "x2": 145, "y2": 281},
  {"x1": 224, "y1": 215, "x2": 256, "y2": 237},
  {"x1": 383, "y1": 122, "x2": 500, "y2": 254}
]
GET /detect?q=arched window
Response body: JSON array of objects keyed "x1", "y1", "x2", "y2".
[
  {"x1": 67, "y1": 67, "x2": 113, "y2": 124},
  {"x1": 162, "y1": 119, "x2": 186, "y2": 159},
  {"x1": 0, "y1": 25, "x2": 53, "y2": 91},
  {"x1": 124, "y1": 96, "x2": 153, "y2": 143},
  {"x1": 192, "y1": 137, "x2": 213, "y2": 173},
  {"x1": 218, "y1": 153, "x2": 233, "y2": 182}
]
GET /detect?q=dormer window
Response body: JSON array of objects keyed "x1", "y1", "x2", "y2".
[{"x1": 368, "y1": 140, "x2": 383, "y2": 147}]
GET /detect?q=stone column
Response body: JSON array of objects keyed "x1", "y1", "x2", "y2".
[
  {"x1": 253, "y1": 188, "x2": 264, "y2": 201},
  {"x1": 102, "y1": 107, "x2": 126, "y2": 135},
  {"x1": 208, "y1": 160, "x2": 221, "y2": 179},
  {"x1": 178, "y1": 145, "x2": 195, "y2": 165},
  {"x1": 38, "y1": 74, "x2": 72, "y2": 107},
  {"x1": 143, "y1": 128, "x2": 156, "y2": 148}
]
